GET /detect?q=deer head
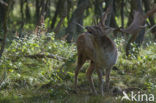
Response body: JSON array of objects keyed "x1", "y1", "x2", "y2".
[{"x1": 86, "y1": 5, "x2": 115, "y2": 37}]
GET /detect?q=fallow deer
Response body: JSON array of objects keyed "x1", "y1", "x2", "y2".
[
  {"x1": 75, "y1": 5, "x2": 156, "y2": 96},
  {"x1": 74, "y1": 6, "x2": 118, "y2": 96}
]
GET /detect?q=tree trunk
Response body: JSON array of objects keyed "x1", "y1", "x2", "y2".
[
  {"x1": 25, "y1": 0, "x2": 31, "y2": 23},
  {"x1": 35, "y1": 0, "x2": 41, "y2": 25},
  {"x1": 94, "y1": 0, "x2": 103, "y2": 22},
  {"x1": 143, "y1": 0, "x2": 156, "y2": 40},
  {"x1": 51, "y1": 0, "x2": 63, "y2": 30},
  {"x1": 40, "y1": 0, "x2": 47, "y2": 16},
  {"x1": 133, "y1": 0, "x2": 145, "y2": 45},
  {"x1": 66, "y1": 0, "x2": 90, "y2": 43},
  {"x1": 54, "y1": 0, "x2": 67, "y2": 34},
  {"x1": 45, "y1": 0, "x2": 50, "y2": 18},
  {"x1": 20, "y1": 0, "x2": 24, "y2": 25},
  {"x1": 121, "y1": 0, "x2": 124, "y2": 28},
  {"x1": 104, "y1": 0, "x2": 113, "y2": 26},
  {"x1": 67, "y1": 0, "x2": 73, "y2": 24},
  {"x1": 0, "y1": 0, "x2": 10, "y2": 59},
  {"x1": 126, "y1": 0, "x2": 145, "y2": 57},
  {"x1": 110, "y1": 0, "x2": 118, "y2": 28}
]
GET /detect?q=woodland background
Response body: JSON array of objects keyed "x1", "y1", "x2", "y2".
[{"x1": 0, "y1": 0, "x2": 156, "y2": 103}]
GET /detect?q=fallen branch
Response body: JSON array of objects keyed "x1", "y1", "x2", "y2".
[{"x1": 25, "y1": 53, "x2": 67, "y2": 61}]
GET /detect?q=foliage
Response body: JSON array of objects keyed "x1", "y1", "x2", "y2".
[
  {"x1": 0, "y1": 33, "x2": 156, "y2": 102},
  {"x1": 0, "y1": 32, "x2": 77, "y2": 101},
  {"x1": 0, "y1": 0, "x2": 156, "y2": 102}
]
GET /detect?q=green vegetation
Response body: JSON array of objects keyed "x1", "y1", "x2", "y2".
[
  {"x1": 0, "y1": 32, "x2": 156, "y2": 103},
  {"x1": 0, "y1": 0, "x2": 156, "y2": 103}
]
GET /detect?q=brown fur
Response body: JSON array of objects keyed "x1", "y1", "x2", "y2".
[
  {"x1": 75, "y1": 6, "x2": 118, "y2": 96},
  {"x1": 75, "y1": 31, "x2": 118, "y2": 95}
]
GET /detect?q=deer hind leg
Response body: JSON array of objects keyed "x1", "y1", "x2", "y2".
[
  {"x1": 105, "y1": 66, "x2": 112, "y2": 93},
  {"x1": 96, "y1": 68, "x2": 104, "y2": 96},
  {"x1": 86, "y1": 61, "x2": 97, "y2": 95},
  {"x1": 75, "y1": 54, "x2": 86, "y2": 90}
]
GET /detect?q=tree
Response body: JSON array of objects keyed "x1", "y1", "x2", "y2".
[
  {"x1": 53, "y1": 0, "x2": 67, "y2": 34},
  {"x1": 143, "y1": 0, "x2": 156, "y2": 40},
  {"x1": 20, "y1": 0, "x2": 24, "y2": 29},
  {"x1": 25, "y1": 0, "x2": 31, "y2": 23},
  {"x1": 51, "y1": 0, "x2": 64, "y2": 30},
  {"x1": 125, "y1": 0, "x2": 145, "y2": 56},
  {"x1": 0, "y1": 0, "x2": 10, "y2": 59},
  {"x1": 66, "y1": 0, "x2": 90, "y2": 43}
]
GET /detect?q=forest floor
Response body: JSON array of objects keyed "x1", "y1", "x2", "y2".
[{"x1": 0, "y1": 34, "x2": 156, "y2": 103}]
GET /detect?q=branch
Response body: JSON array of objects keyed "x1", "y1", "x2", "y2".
[
  {"x1": 0, "y1": 0, "x2": 8, "y2": 6},
  {"x1": 145, "y1": 24, "x2": 156, "y2": 34},
  {"x1": 24, "y1": 53, "x2": 67, "y2": 61},
  {"x1": 145, "y1": 8, "x2": 156, "y2": 18},
  {"x1": 54, "y1": 16, "x2": 66, "y2": 34}
]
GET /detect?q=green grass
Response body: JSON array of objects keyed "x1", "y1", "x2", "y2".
[{"x1": 0, "y1": 33, "x2": 156, "y2": 103}]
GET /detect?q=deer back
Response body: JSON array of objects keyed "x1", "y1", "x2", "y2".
[{"x1": 77, "y1": 32, "x2": 118, "y2": 67}]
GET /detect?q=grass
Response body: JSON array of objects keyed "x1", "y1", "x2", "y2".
[{"x1": 0, "y1": 33, "x2": 156, "y2": 103}]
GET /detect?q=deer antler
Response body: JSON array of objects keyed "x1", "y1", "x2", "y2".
[
  {"x1": 120, "y1": 11, "x2": 146, "y2": 35},
  {"x1": 99, "y1": 5, "x2": 112, "y2": 27},
  {"x1": 86, "y1": 6, "x2": 114, "y2": 36},
  {"x1": 120, "y1": 7, "x2": 156, "y2": 35}
]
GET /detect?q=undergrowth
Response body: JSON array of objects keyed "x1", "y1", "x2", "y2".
[{"x1": 0, "y1": 32, "x2": 156, "y2": 103}]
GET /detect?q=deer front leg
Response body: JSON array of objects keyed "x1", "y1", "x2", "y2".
[
  {"x1": 105, "y1": 67, "x2": 111, "y2": 93},
  {"x1": 75, "y1": 55, "x2": 86, "y2": 90},
  {"x1": 96, "y1": 68, "x2": 104, "y2": 96},
  {"x1": 86, "y1": 62, "x2": 97, "y2": 95}
]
